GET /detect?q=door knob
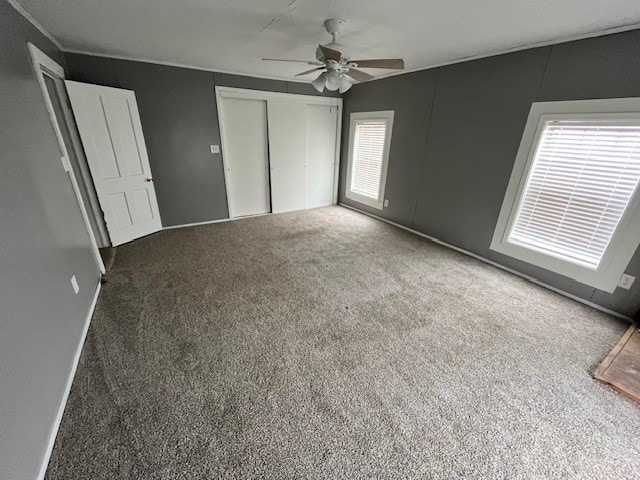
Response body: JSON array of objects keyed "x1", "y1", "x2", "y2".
[{"x1": 145, "y1": 177, "x2": 153, "y2": 182}]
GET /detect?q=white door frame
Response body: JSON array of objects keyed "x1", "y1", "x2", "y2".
[
  {"x1": 215, "y1": 86, "x2": 343, "y2": 219},
  {"x1": 28, "y1": 43, "x2": 105, "y2": 274}
]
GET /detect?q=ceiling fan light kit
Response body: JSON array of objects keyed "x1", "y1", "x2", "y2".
[
  {"x1": 263, "y1": 19, "x2": 405, "y2": 93},
  {"x1": 338, "y1": 75, "x2": 352, "y2": 94},
  {"x1": 312, "y1": 72, "x2": 327, "y2": 92}
]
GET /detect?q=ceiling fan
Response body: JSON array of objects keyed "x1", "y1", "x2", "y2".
[{"x1": 263, "y1": 19, "x2": 405, "y2": 93}]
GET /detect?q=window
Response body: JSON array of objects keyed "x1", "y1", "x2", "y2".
[
  {"x1": 491, "y1": 98, "x2": 640, "y2": 292},
  {"x1": 345, "y1": 111, "x2": 394, "y2": 209}
]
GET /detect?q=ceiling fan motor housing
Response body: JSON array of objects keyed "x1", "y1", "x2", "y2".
[
  {"x1": 324, "y1": 19, "x2": 346, "y2": 36},
  {"x1": 318, "y1": 19, "x2": 350, "y2": 64}
]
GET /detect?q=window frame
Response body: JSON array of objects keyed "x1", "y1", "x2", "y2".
[
  {"x1": 345, "y1": 111, "x2": 394, "y2": 210},
  {"x1": 491, "y1": 98, "x2": 640, "y2": 293}
]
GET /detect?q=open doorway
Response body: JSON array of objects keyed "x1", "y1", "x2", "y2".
[{"x1": 28, "y1": 43, "x2": 109, "y2": 273}]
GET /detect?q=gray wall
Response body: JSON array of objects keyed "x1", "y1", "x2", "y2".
[
  {"x1": 64, "y1": 54, "x2": 339, "y2": 227},
  {"x1": 0, "y1": 2, "x2": 101, "y2": 479},
  {"x1": 340, "y1": 29, "x2": 640, "y2": 318}
]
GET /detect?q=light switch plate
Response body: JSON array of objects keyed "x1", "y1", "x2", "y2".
[
  {"x1": 384, "y1": 199, "x2": 389, "y2": 207},
  {"x1": 618, "y1": 273, "x2": 635, "y2": 289},
  {"x1": 210, "y1": 144, "x2": 220, "y2": 154},
  {"x1": 71, "y1": 275, "x2": 79, "y2": 294}
]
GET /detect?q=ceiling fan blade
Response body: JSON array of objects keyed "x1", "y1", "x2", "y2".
[
  {"x1": 262, "y1": 58, "x2": 323, "y2": 65},
  {"x1": 351, "y1": 58, "x2": 405, "y2": 69},
  {"x1": 319, "y1": 44, "x2": 342, "y2": 62},
  {"x1": 346, "y1": 68, "x2": 375, "y2": 82},
  {"x1": 295, "y1": 67, "x2": 325, "y2": 77}
]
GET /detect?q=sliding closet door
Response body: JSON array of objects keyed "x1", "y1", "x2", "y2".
[
  {"x1": 217, "y1": 87, "x2": 342, "y2": 218},
  {"x1": 306, "y1": 104, "x2": 338, "y2": 208},
  {"x1": 267, "y1": 100, "x2": 308, "y2": 214},
  {"x1": 219, "y1": 97, "x2": 270, "y2": 218}
]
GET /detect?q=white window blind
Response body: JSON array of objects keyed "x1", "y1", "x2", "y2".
[
  {"x1": 351, "y1": 121, "x2": 388, "y2": 200},
  {"x1": 509, "y1": 122, "x2": 640, "y2": 269}
]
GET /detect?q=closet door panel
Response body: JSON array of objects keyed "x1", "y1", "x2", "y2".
[
  {"x1": 267, "y1": 100, "x2": 308, "y2": 214},
  {"x1": 219, "y1": 97, "x2": 271, "y2": 218},
  {"x1": 306, "y1": 104, "x2": 338, "y2": 208}
]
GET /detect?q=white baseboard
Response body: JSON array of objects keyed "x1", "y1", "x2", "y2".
[
  {"x1": 340, "y1": 203, "x2": 632, "y2": 322},
  {"x1": 163, "y1": 217, "x2": 230, "y2": 230},
  {"x1": 37, "y1": 279, "x2": 102, "y2": 480},
  {"x1": 162, "y1": 210, "x2": 294, "y2": 231},
  {"x1": 163, "y1": 204, "x2": 344, "y2": 232}
]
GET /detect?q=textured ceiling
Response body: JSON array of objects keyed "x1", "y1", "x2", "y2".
[{"x1": 15, "y1": 0, "x2": 640, "y2": 82}]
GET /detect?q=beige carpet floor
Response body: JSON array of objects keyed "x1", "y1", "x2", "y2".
[{"x1": 46, "y1": 206, "x2": 639, "y2": 479}]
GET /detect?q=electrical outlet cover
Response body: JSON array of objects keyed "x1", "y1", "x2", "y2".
[
  {"x1": 210, "y1": 144, "x2": 220, "y2": 154},
  {"x1": 618, "y1": 273, "x2": 635, "y2": 289}
]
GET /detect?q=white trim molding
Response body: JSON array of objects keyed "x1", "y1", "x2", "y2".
[
  {"x1": 45, "y1": 29, "x2": 640, "y2": 88},
  {"x1": 163, "y1": 205, "x2": 337, "y2": 231},
  {"x1": 37, "y1": 279, "x2": 101, "y2": 480},
  {"x1": 6, "y1": 0, "x2": 64, "y2": 50},
  {"x1": 28, "y1": 42, "x2": 64, "y2": 77},
  {"x1": 215, "y1": 85, "x2": 343, "y2": 104},
  {"x1": 345, "y1": 111, "x2": 394, "y2": 210},
  {"x1": 340, "y1": 203, "x2": 632, "y2": 322},
  {"x1": 28, "y1": 43, "x2": 106, "y2": 274},
  {"x1": 62, "y1": 49, "x2": 329, "y2": 84},
  {"x1": 491, "y1": 98, "x2": 640, "y2": 293},
  {"x1": 163, "y1": 217, "x2": 231, "y2": 230},
  {"x1": 6, "y1": 0, "x2": 640, "y2": 86},
  {"x1": 356, "y1": 21, "x2": 640, "y2": 85}
]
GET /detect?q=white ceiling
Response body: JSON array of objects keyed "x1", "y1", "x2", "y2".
[{"x1": 15, "y1": 0, "x2": 640, "y2": 82}]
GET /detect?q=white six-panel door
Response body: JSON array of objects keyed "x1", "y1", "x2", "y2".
[{"x1": 66, "y1": 81, "x2": 162, "y2": 246}]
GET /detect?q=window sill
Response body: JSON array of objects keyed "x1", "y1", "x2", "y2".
[
  {"x1": 490, "y1": 239, "x2": 620, "y2": 293},
  {"x1": 345, "y1": 191, "x2": 384, "y2": 210}
]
